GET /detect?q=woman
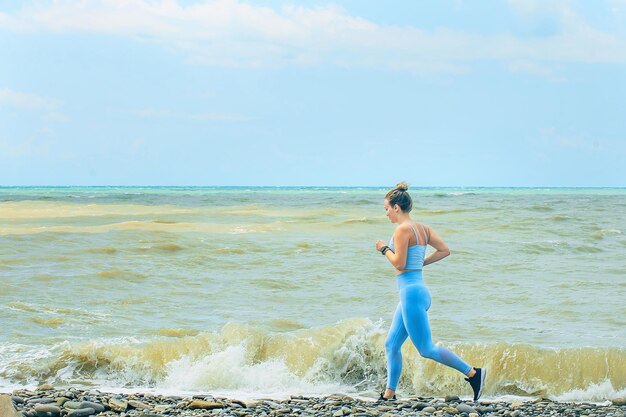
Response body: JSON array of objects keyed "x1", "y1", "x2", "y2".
[{"x1": 375, "y1": 182, "x2": 485, "y2": 401}]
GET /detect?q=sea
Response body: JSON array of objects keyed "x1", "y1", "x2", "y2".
[{"x1": 0, "y1": 186, "x2": 624, "y2": 402}]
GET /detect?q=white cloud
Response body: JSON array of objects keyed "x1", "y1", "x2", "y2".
[
  {"x1": 43, "y1": 112, "x2": 70, "y2": 122},
  {"x1": 0, "y1": 87, "x2": 68, "y2": 125},
  {"x1": 0, "y1": 88, "x2": 59, "y2": 110},
  {"x1": 0, "y1": 138, "x2": 53, "y2": 158},
  {"x1": 0, "y1": 0, "x2": 625, "y2": 73},
  {"x1": 131, "y1": 108, "x2": 251, "y2": 121},
  {"x1": 540, "y1": 127, "x2": 610, "y2": 153}
]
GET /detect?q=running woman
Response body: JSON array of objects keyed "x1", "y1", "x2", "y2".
[{"x1": 375, "y1": 182, "x2": 486, "y2": 402}]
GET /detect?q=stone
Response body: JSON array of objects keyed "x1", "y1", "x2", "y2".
[
  {"x1": 11, "y1": 396, "x2": 25, "y2": 404},
  {"x1": 34, "y1": 404, "x2": 62, "y2": 417},
  {"x1": 412, "y1": 402, "x2": 430, "y2": 410},
  {"x1": 376, "y1": 405, "x2": 394, "y2": 412},
  {"x1": 67, "y1": 408, "x2": 96, "y2": 417},
  {"x1": 154, "y1": 405, "x2": 171, "y2": 412},
  {"x1": 63, "y1": 401, "x2": 82, "y2": 409},
  {"x1": 27, "y1": 398, "x2": 55, "y2": 404},
  {"x1": 0, "y1": 395, "x2": 21, "y2": 417},
  {"x1": 510, "y1": 411, "x2": 520, "y2": 417},
  {"x1": 128, "y1": 400, "x2": 153, "y2": 410},
  {"x1": 443, "y1": 406, "x2": 459, "y2": 414},
  {"x1": 59, "y1": 392, "x2": 76, "y2": 400},
  {"x1": 188, "y1": 400, "x2": 224, "y2": 410},
  {"x1": 456, "y1": 403, "x2": 478, "y2": 414},
  {"x1": 423, "y1": 406, "x2": 437, "y2": 413},
  {"x1": 475, "y1": 405, "x2": 495, "y2": 414},
  {"x1": 79, "y1": 401, "x2": 105, "y2": 413},
  {"x1": 445, "y1": 395, "x2": 460, "y2": 402},
  {"x1": 231, "y1": 399, "x2": 247, "y2": 408},
  {"x1": 469, "y1": 414, "x2": 479, "y2": 417},
  {"x1": 55, "y1": 397, "x2": 69, "y2": 407},
  {"x1": 109, "y1": 397, "x2": 128, "y2": 412},
  {"x1": 612, "y1": 398, "x2": 626, "y2": 406},
  {"x1": 36, "y1": 384, "x2": 55, "y2": 392},
  {"x1": 332, "y1": 410, "x2": 343, "y2": 417}
]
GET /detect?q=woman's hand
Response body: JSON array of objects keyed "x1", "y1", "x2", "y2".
[{"x1": 375, "y1": 240, "x2": 387, "y2": 252}]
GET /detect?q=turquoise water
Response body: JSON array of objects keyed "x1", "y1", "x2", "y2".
[{"x1": 0, "y1": 187, "x2": 625, "y2": 401}]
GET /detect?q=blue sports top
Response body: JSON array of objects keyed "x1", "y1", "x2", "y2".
[{"x1": 389, "y1": 223, "x2": 429, "y2": 270}]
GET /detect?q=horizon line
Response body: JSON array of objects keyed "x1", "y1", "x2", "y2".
[{"x1": 1, "y1": 185, "x2": 625, "y2": 189}]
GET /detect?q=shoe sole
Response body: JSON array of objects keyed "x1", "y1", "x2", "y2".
[{"x1": 476, "y1": 368, "x2": 486, "y2": 400}]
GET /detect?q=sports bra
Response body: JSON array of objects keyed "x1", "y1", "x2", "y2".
[{"x1": 389, "y1": 223, "x2": 429, "y2": 270}]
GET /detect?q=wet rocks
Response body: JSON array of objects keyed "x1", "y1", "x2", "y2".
[
  {"x1": 3, "y1": 387, "x2": 626, "y2": 417},
  {"x1": 128, "y1": 399, "x2": 153, "y2": 410},
  {"x1": 187, "y1": 399, "x2": 224, "y2": 410},
  {"x1": 79, "y1": 401, "x2": 105, "y2": 413},
  {"x1": 456, "y1": 402, "x2": 477, "y2": 414},
  {"x1": 109, "y1": 397, "x2": 128, "y2": 412},
  {"x1": 33, "y1": 404, "x2": 62, "y2": 417},
  {"x1": 66, "y1": 408, "x2": 96, "y2": 417},
  {"x1": 0, "y1": 394, "x2": 22, "y2": 417}
]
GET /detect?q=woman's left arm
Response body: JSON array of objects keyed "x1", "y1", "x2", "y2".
[{"x1": 423, "y1": 226, "x2": 451, "y2": 266}]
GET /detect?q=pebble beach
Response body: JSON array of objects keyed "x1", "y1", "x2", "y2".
[{"x1": 2, "y1": 386, "x2": 625, "y2": 417}]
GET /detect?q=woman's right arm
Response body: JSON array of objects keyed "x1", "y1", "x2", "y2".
[{"x1": 423, "y1": 226, "x2": 451, "y2": 266}]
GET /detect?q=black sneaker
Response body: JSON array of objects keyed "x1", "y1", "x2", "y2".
[
  {"x1": 465, "y1": 368, "x2": 486, "y2": 401},
  {"x1": 376, "y1": 392, "x2": 397, "y2": 403}
]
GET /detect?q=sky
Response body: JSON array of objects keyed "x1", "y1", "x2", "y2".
[{"x1": 1, "y1": 0, "x2": 625, "y2": 187}]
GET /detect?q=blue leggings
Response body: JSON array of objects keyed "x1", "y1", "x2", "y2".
[{"x1": 385, "y1": 270, "x2": 471, "y2": 391}]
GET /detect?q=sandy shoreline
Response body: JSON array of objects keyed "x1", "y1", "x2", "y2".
[{"x1": 2, "y1": 386, "x2": 625, "y2": 417}]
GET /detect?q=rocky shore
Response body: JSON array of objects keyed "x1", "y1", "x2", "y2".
[{"x1": 1, "y1": 386, "x2": 624, "y2": 417}]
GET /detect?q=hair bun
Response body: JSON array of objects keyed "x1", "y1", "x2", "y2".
[{"x1": 396, "y1": 182, "x2": 409, "y2": 192}]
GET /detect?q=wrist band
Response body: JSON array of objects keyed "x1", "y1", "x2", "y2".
[{"x1": 380, "y1": 246, "x2": 389, "y2": 255}]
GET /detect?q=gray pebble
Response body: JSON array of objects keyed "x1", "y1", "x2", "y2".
[
  {"x1": 78, "y1": 401, "x2": 104, "y2": 413},
  {"x1": 476, "y1": 405, "x2": 495, "y2": 413},
  {"x1": 63, "y1": 401, "x2": 82, "y2": 409},
  {"x1": 34, "y1": 404, "x2": 61, "y2": 417},
  {"x1": 109, "y1": 397, "x2": 128, "y2": 412},
  {"x1": 456, "y1": 403, "x2": 478, "y2": 414},
  {"x1": 27, "y1": 398, "x2": 55, "y2": 405},
  {"x1": 412, "y1": 402, "x2": 430, "y2": 410},
  {"x1": 67, "y1": 408, "x2": 96, "y2": 417}
]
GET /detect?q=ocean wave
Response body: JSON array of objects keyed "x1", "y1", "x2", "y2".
[
  {"x1": 87, "y1": 247, "x2": 119, "y2": 254},
  {"x1": 215, "y1": 247, "x2": 247, "y2": 255},
  {"x1": 136, "y1": 243, "x2": 184, "y2": 252},
  {"x1": 95, "y1": 270, "x2": 148, "y2": 281},
  {"x1": 252, "y1": 278, "x2": 302, "y2": 290},
  {"x1": 339, "y1": 218, "x2": 371, "y2": 225},
  {"x1": 0, "y1": 320, "x2": 624, "y2": 401},
  {"x1": 590, "y1": 229, "x2": 622, "y2": 240},
  {"x1": 0, "y1": 201, "x2": 196, "y2": 219},
  {"x1": 526, "y1": 205, "x2": 554, "y2": 212},
  {"x1": 520, "y1": 241, "x2": 603, "y2": 254}
]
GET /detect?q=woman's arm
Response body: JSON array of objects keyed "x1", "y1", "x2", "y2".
[
  {"x1": 423, "y1": 226, "x2": 450, "y2": 266},
  {"x1": 376, "y1": 225, "x2": 411, "y2": 271}
]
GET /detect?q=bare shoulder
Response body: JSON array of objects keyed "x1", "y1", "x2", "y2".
[{"x1": 393, "y1": 223, "x2": 413, "y2": 238}]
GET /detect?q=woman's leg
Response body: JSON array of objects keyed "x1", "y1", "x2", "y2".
[
  {"x1": 385, "y1": 303, "x2": 408, "y2": 392},
  {"x1": 400, "y1": 286, "x2": 472, "y2": 375}
]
